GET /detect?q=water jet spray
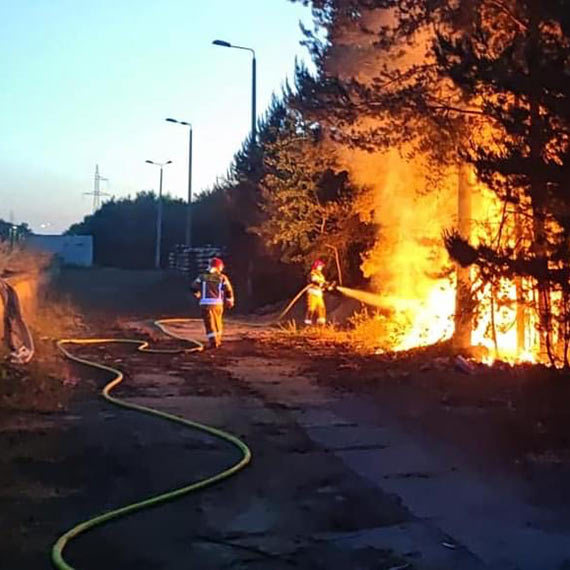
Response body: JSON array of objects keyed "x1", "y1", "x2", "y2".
[{"x1": 336, "y1": 286, "x2": 387, "y2": 309}]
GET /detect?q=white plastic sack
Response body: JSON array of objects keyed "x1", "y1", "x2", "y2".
[{"x1": 0, "y1": 278, "x2": 34, "y2": 364}]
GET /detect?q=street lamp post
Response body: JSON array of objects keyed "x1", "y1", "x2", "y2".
[
  {"x1": 212, "y1": 39, "x2": 257, "y2": 143},
  {"x1": 146, "y1": 160, "x2": 173, "y2": 269},
  {"x1": 9, "y1": 225, "x2": 18, "y2": 250},
  {"x1": 165, "y1": 118, "x2": 193, "y2": 247}
]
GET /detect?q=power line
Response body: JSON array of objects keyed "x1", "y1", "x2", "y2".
[{"x1": 84, "y1": 164, "x2": 110, "y2": 213}]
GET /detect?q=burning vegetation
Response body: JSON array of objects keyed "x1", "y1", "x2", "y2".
[
  {"x1": 183, "y1": 0, "x2": 570, "y2": 367},
  {"x1": 239, "y1": 0, "x2": 570, "y2": 368},
  {"x1": 55, "y1": 1, "x2": 570, "y2": 369}
]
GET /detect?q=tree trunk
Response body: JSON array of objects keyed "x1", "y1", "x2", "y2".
[
  {"x1": 513, "y1": 94, "x2": 527, "y2": 357},
  {"x1": 514, "y1": 205, "x2": 526, "y2": 356},
  {"x1": 453, "y1": 162, "x2": 472, "y2": 350},
  {"x1": 528, "y1": 7, "x2": 551, "y2": 361}
]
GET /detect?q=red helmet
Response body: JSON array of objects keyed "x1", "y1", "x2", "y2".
[
  {"x1": 210, "y1": 257, "x2": 224, "y2": 271},
  {"x1": 311, "y1": 259, "x2": 325, "y2": 270}
]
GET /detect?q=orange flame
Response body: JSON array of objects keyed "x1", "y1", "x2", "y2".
[{"x1": 337, "y1": 146, "x2": 543, "y2": 364}]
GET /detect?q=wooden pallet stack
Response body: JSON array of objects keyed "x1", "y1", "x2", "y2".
[{"x1": 168, "y1": 245, "x2": 225, "y2": 278}]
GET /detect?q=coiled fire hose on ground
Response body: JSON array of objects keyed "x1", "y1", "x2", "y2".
[{"x1": 51, "y1": 318, "x2": 252, "y2": 570}]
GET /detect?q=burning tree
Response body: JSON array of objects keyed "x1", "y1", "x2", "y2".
[
  {"x1": 291, "y1": 0, "x2": 570, "y2": 365},
  {"x1": 437, "y1": 0, "x2": 570, "y2": 366},
  {"x1": 289, "y1": 0, "x2": 480, "y2": 350}
]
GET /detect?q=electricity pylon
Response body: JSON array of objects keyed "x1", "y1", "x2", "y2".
[{"x1": 84, "y1": 165, "x2": 109, "y2": 213}]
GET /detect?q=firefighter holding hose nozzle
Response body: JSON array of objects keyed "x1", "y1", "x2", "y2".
[
  {"x1": 305, "y1": 259, "x2": 336, "y2": 326},
  {"x1": 191, "y1": 257, "x2": 234, "y2": 349}
]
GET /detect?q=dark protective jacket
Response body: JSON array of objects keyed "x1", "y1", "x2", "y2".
[{"x1": 191, "y1": 270, "x2": 234, "y2": 307}]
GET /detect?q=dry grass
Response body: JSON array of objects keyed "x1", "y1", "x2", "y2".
[
  {"x1": 274, "y1": 309, "x2": 411, "y2": 356},
  {"x1": 0, "y1": 242, "x2": 51, "y2": 277},
  {"x1": 0, "y1": 297, "x2": 85, "y2": 412},
  {"x1": 33, "y1": 296, "x2": 86, "y2": 343},
  {"x1": 0, "y1": 248, "x2": 86, "y2": 412},
  {"x1": 347, "y1": 308, "x2": 408, "y2": 353},
  {"x1": 276, "y1": 319, "x2": 351, "y2": 346}
]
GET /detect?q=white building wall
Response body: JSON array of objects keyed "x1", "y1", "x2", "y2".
[{"x1": 27, "y1": 235, "x2": 93, "y2": 267}]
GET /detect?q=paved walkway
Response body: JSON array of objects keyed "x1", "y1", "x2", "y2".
[{"x1": 4, "y1": 319, "x2": 570, "y2": 569}]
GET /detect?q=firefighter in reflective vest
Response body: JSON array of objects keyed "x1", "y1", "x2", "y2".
[
  {"x1": 305, "y1": 259, "x2": 329, "y2": 326},
  {"x1": 191, "y1": 257, "x2": 234, "y2": 349}
]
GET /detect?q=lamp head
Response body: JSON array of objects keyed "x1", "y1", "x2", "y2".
[{"x1": 213, "y1": 39, "x2": 231, "y2": 48}]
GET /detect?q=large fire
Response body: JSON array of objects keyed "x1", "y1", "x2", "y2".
[
  {"x1": 337, "y1": 146, "x2": 542, "y2": 365},
  {"x1": 324, "y1": 7, "x2": 548, "y2": 365}
]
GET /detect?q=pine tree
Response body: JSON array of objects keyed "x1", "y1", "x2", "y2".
[
  {"x1": 438, "y1": 0, "x2": 570, "y2": 365},
  {"x1": 253, "y1": 98, "x2": 376, "y2": 281},
  {"x1": 291, "y1": 0, "x2": 479, "y2": 347}
]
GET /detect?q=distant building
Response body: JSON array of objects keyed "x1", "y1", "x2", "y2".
[{"x1": 27, "y1": 234, "x2": 93, "y2": 267}]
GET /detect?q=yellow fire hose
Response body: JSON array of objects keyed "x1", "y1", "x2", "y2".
[
  {"x1": 278, "y1": 284, "x2": 311, "y2": 322},
  {"x1": 51, "y1": 318, "x2": 252, "y2": 570}
]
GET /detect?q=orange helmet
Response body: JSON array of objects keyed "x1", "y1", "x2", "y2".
[
  {"x1": 210, "y1": 257, "x2": 224, "y2": 271},
  {"x1": 311, "y1": 259, "x2": 325, "y2": 270}
]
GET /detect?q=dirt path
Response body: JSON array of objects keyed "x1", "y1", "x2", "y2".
[
  {"x1": 1, "y1": 320, "x2": 410, "y2": 569},
  {"x1": 2, "y1": 316, "x2": 570, "y2": 569},
  {"x1": 219, "y1": 327, "x2": 570, "y2": 570}
]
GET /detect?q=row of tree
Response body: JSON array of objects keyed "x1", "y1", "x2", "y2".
[{"x1": 66, "y1": 79, "x2": 379, "y2": 307}]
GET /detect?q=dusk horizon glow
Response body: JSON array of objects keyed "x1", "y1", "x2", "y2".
[{"x1": 0, "y1": 0, "x2": 312, "y2": 233}]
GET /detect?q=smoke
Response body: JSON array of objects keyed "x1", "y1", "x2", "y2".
[{"x1": 320, "y1": 7, "x2": 460, "y2": 349}]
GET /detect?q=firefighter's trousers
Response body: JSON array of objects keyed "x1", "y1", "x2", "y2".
[
  {"x1": 305, "y1": 291, "x2": 326, "y2": 325},
  {"x1": 201, "y1": 305, "x2": 224, "y2": 347}
]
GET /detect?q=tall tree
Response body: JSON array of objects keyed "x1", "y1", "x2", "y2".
[
  {"x1": 66, "y1": 192, "x2": 185, "y2": 269},
  {"x1": 253, "y1": 87, "x2": 376, "y2": 283},
  {"x1": 438, "y1": 0, "x2": 570, "y2": 365},
  {"x1": 220, "y1": 99, "x2": 287, "y2": 308},
  {"x1": 291, "y1": 0, "x2": 480, "y2": 347}
]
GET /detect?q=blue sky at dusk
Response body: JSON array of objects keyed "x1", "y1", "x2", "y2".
[{"x1": 0, "y1": 0, "x2": 312, "y2": 233}]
